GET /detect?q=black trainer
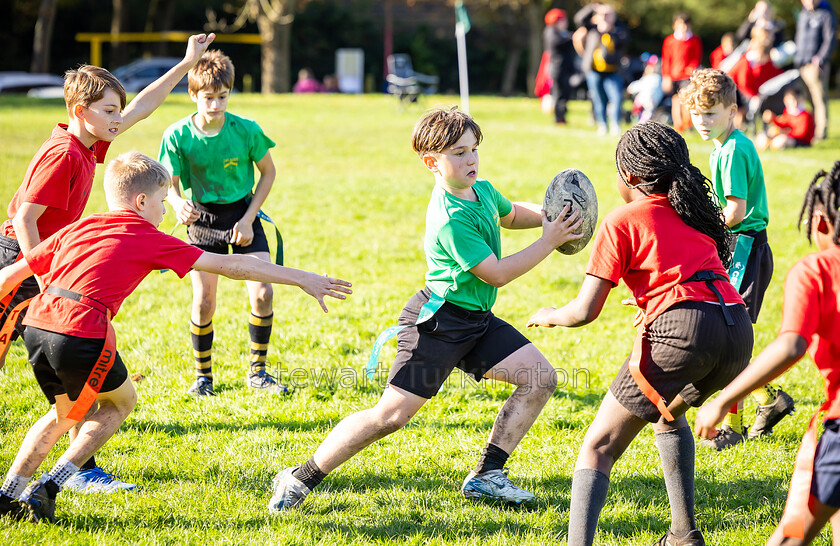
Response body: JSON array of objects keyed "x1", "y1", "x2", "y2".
[
  {"x1": 0, "y1": 492, "x2": 27, "y2": 521},
  {"x1": 653, "y1": 529, "x2": 705, "y2": 545},
  {"x1": 20, "y1": 475, "x2": 59, "y2": 523},
  {"x1": 748, "y1": 388, "x2": 796, "y2": 439}
]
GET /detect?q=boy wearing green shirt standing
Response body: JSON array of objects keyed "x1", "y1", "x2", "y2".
[
  {"x1": 159, "y1": 50, "x2": 280, "y2": 396},
  {"x1": 267, "y1": 106, "x2": 583, "y2": 512},
  {"x1": 681, "y1": 68, "x2": 794, "y2": 449}
]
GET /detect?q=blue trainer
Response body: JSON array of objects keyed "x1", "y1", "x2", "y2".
[
  {"x1": 63, "y1": 467, "x2": 137, "y2": 493},
  {"x1": 461, "y1": 468, "x2": 535, "y2": 505}
]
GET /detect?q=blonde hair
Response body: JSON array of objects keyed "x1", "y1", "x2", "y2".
[
  {"x1": 679, "y1": 68, "x2": 737, "y2": 110},
  {"x1": 104, "y1": 151, "x2": 170, "y2": 205},
  {"x1": 188, "y1": 50, "x2": 234, "y2": 94},
  {"x1": 63, "y1": 65, "x2": 126, "y2": 114},
  {"x1": 411, "y1": 106, "x2": 483, "y2": 155}
]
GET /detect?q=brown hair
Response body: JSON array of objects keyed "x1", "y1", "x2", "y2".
[
  {"x1": 63, "y1": 65, "x2": 127, "y2": 113},
  {"x1": 678, "y1": 68, "x2": 737, "y2": 110},
  {"x1": 411, "y1": 106, "x2": 483, "y2": 155},
  {"x1": 104, "y1": 151, "x2": 170, "y2": 205},
  {"x1": 188, "y1": 50, "x2": 235, "y2": 94}
]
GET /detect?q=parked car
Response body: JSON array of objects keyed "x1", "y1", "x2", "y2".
[
  {"x1": 0, "y1": 72, "x2": 64, "y2": 95},
  {"x1": 112, "y1": 57, "x2": 189, "y2": 93}
]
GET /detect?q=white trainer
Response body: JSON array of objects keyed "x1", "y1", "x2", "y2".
[
  {"x1": 267, "y1": 467, "x2": 311, "y2": 513},
  {"x1": 461, "y1": 468, "x2": 535, "y2": 505}
]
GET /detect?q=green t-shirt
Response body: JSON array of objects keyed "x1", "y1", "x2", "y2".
[
  {"x1": 158, "y1": 112, "x2": 275, "y2": 204},
  {"x1": 424, "y1": 178, "x2": 513, "y2": 311},
  {"x1": 709, "y1": 129, "x2": 769, "y2": 233}
]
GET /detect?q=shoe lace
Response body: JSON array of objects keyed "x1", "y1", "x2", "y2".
[{"x1": 86, "y1": 467, "x2": 120, "y2": 483}]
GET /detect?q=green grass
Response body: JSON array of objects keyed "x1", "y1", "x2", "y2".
[{"x1": 0, "y1": 93, "x2": 838, "y2": 545}]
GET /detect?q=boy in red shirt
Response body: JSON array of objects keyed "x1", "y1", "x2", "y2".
[
  {"x1": 0, "y1": 152, "x2": 351, "y2": 522},
  {"x1": 662, "y1": 12, "x2": 703, "y2": 133},
  {"x1": 696, "y1": 162, "x2": 840, "y2": 544},
  {"x1": 756, "y1": 86, "x2": 816, "y2": 150},
  {"x1": 0, "y1": 33, "x2": 215, "y2": 492}
]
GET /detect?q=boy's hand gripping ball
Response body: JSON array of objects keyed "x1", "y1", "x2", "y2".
[{"x1": 543, "y1": 169, "x2": 598, "y2": 255}]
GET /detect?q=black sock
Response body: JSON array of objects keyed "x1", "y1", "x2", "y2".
[
  {"x1": 292, "y1": 458, "x2": 327, "y2": 491},
  {"x1": 655, "y1": 427, "x2": 696, "y2": 535},
  {"x1": 568, "y1": 468, "x2": 610, "y2": 546},
  {"x1": 80, "y1": 456, "x2": 96, "y2": 471},
  {"x1": 474, "y1": 443, "x2": 509, "y2": 474}
]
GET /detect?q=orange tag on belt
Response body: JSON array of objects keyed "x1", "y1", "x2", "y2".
[
  {"x1": 65, "y1": 322, "x2": 117, "y2": 421},
  {"x1": 628, "y1": 326, "x2": 675, "y2": 422}
]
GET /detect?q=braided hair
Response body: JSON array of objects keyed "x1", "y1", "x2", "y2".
[
  {"x1": 615, "y1": 121, "x2": 733, "y2": 267},
  {"x1": 799, "y1": 161, "x2": 840, "y2": 245}
]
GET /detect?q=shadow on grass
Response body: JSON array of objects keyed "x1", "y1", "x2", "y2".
[{"x1": 121, "y1": 417, "x2": 338, "y2": 435}]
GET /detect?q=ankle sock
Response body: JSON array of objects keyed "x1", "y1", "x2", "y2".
[
  {"x1": 0, "y1": 471, "x2": 32, "y2": 500},
  {"x1": 48, "y1": 457, "x2": 80, "y2": 489},
  {"x1": 80, "y1": 456, "x2": 96, "y2": 471},
  {"x1": 248, "y1": 312, "x2": 273, "y2": 375},
  {"x1": 191, "y1": 320, "x2": 214, "y2": 379},
  {"x1": 655, "y1": 427, "x2": 696, "y2": 536},
  {"x1": 474, "y1": 444, "x2": 509, "y2": 474},
  {"x1": 292, "y1": 458, "x2": 327, "y2": 491},
  {"x1": 753, "y1": 384, "x2": 777, "y2": 406},
  {"x1": 722, "y1": 405, "x2": 744, "y2": 435}
]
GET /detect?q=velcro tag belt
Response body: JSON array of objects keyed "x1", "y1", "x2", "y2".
[
  {"x1": 44, "y1": 286, "x2": 116, "y2": 422},
  {"x1": 628, "y1": 270, "x2": 734, "y2": 422},
  {"x1": 781, "y1": 397, "x2": 840, "y2": 538},
  {"x1": 256, "y1": 209, "x2": 284, "y2": 266},
  {"x1": 365, "y1": 291, "x2": 446, "y2": 380},
  {"x1": 0, "y1": 281, "x2": 31, "y2": 355}
]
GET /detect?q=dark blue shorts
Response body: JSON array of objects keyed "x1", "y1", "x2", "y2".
[{"x1": 812, "y1": 419, "x2": 840, "y2": 507}]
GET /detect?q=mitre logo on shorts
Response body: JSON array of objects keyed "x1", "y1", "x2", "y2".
[
  {"x1": 87, "y1": 349, "x2": 113, "y2": 388},
  {"x1": 223, "y1": 157, "x2": 239, "y2": 170}
]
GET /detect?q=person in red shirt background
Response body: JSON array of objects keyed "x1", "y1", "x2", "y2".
[
  {"x1": 696, "y1": 162, "x2": 840, "y2": 545},
  {"x1": 756, "y1": 86, "x2": 816, "y2": 150},
  {"x1": 662, "y1": 12, "x2": 703, "y2": 133},
  {"x1": 0, "y1": 152, "x2": 351, "y2": 523},
  {"x1": 727, "y1": 27, "x2": 783, "y2": 130},
  {"x1": 710, "y1": 33, "x2": 736, "y2": 70}
]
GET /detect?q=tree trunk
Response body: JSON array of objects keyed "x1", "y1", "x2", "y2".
[
  {"x1": 525, "y1": 1, "x2": 543, "y2": 96},
  {"x1": 500, "y1": 47, "x2": 522, "y2": 96},
  {"x1": 257, "y1": 13, "x2": 292, "y2": 93},
  {"x1": 111, "y1": 0, "x2": 129, "y2": 68},
  {"x1": 30, "y1": 0, "x2": 58, "y2": 73},
  {"x1": 145, "y1": 0, "x2": 176, "y2": 56}
]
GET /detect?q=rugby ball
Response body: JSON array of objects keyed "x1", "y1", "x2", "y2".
[{"x1": 543, "y1": 169, "x2": 598, "y2": 255}]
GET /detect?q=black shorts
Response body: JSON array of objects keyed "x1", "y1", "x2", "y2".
[
  {"x1": 668, "y1": 78, "x2": 690, "y2": 98},
  {"x1": 610, "y1": 301, "x2": 754, "y2": 423},
  {"x1": 731, "y1": 230, "x2": 773, "y2": 323},
  {"x1": 387, "y1": 288, "x2": 531, "y2": 399},
  {"x1": 0, "y1": 235, "x2": 39, "y2": 341},
  {"x1": 812, "y1": 419, "x2": 840, "y2": 507},
  {"x1": 187, "y1": 198, "x2": 270, "y2": 255},
  {"x1": 24, "y1": 326, "x2": 128, "y2": 405}
]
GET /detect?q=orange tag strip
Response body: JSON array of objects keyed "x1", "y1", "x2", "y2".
[
  {"x1": 65, "y1": 321, "x2": 116, "y2": 422},
  {"x1": 628, "y1": 326, "x2": 675, "y2": 422}
]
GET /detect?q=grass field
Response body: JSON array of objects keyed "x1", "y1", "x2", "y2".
[{"x1": 0, "y1": 92, "x2": 838, "y2": 545}]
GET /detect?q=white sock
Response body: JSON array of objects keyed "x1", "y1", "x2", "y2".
[
  {"x1": 49, "y1": 457, "x2": 80, "y2": 489},
  {"x1": 1, "y1": 471, "x2": 32, "y2": 500}
]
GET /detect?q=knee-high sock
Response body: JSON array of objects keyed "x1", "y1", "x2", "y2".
[
  {"x1": 191, "y1": 320, "x2": 213, "y2": 378},
  {"x1": 249, "y1": 313, "x2": 272, "y2": 374},
  {"x1": 568, "y1": 468, "x2": 609, "y2": 546},
  {"x1": 655, "y1": 427, "x2": 696, "y2": 535}
]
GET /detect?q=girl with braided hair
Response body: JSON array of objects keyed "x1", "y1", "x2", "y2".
[
  {"x1": 528, "y1": 121, "x2": 753, "y2": 546},
  {"x1": 697, "y1": 162, "x2": 840, "y2": 545}
]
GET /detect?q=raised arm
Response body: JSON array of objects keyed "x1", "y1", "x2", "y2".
[
  {"x1": 527, "y1": 274, "x2": 613, "y2": 328},
  {"x1": 191, "y1": 252, "x2": 351, "y2": 312},
  {"x1": 470, "y1": 206, "x2": 582, "y2": 288},
  {"x1": 121, "y1": 33, "x2": 216, "y2": 132}
]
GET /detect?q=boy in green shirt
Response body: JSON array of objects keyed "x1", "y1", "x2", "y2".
[
  {"x1": 681, "y1": 68, "x2": 793, "y2": 449},
  {"x1": 159, "y1": 50, "x2": 279, "y2": 396},
  {"x1": 267, "y1": 106, "x2": 583, "y2": 511}
]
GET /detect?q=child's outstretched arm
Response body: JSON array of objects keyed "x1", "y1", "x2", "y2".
[
  {"x1": 470, "y1": 206, "x2": 582, "y2": 288},
  {"x1": 232, "y1": 151, "x2": 276, "y2": 246},
  {"x1": 191, "y1": 252, "x2": 351, "y2": 312},
  {"x1": 527, "y1": 274, "x2": 612, "y2": 328},
  {"x1": 121, "y1": 33, "x2": 216, "y2": 132},
  {"x1": 694, "y1": 332, "x2": 808, "y2": 438},
  {"x1": 0, "y1": 260, "x2": 34, "y2": 298}
]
